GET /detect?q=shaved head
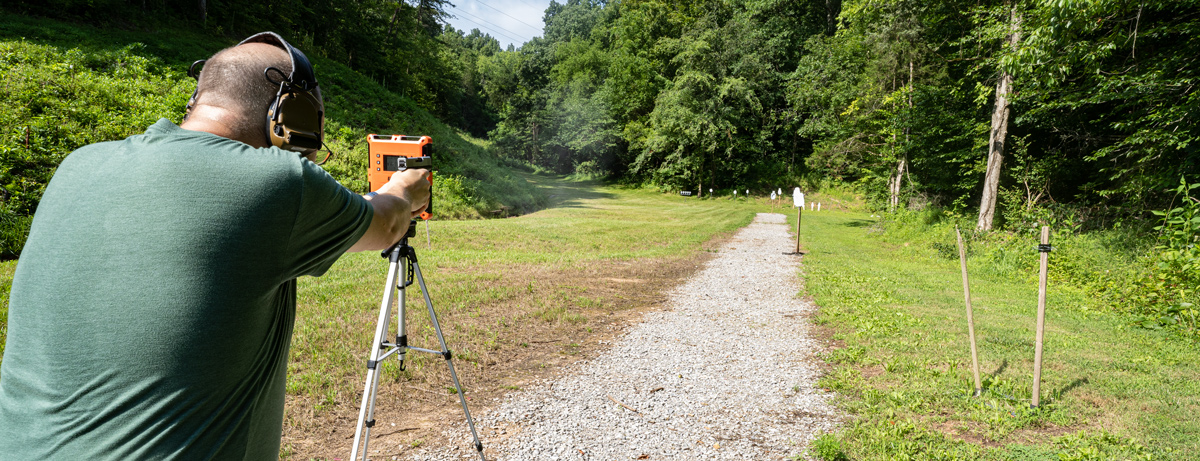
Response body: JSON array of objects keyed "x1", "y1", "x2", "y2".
[{"x1": 188, "y1": 43, "x2": 292, "y2": 144}]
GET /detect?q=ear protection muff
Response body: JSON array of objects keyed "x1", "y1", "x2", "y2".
[
  {"x1": 185, "y1": 59, "x2": 204, "y2": 119},
  {"x1": 241, "y1": 32, "x2": 324, "y2": 155},
  {"x1": 185, "y1": 32, "x2": 325, "y2": 155},
  {"x1": 242, "y1": 32, "x2": 324, "y2": 154}
]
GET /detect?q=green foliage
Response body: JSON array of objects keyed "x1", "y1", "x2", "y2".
[
  {"x1": 0, "y1": 40, "x2": 189, "y2": 220},
  {"x1": 1, "y1": 0, "x2": 500, "y2": 143},
  {"x1": 488, "y1": 0, "x2": 826, "y2": 187},
  {"x1": 637, "y1": 7, "x2": 780, "y2": 191},
  {"x1": 1054, "y1": 431, "x2": 1157, "y2": 461},
  {"x1": 885, "y1": 189, "x2": 1200, "y2": 341},
  {"x1": 1013, "y1": 0, "x2": 1200, "y2": 208},
  {"x1": 808, "y1": 432, "x2": 849, "y2": 461},
  {"x1": 0, "y1": 35, "x2": 192, "y2": 257},
  {"x1": 0, "y1": 14, "x2": 541, "y2": 257},
  {"x1": 1137, "y1": 178, "x2": 1200, "y2": 334},
  {"x1": 0, "y1": 215, "x2": 31, "y2": 259}
]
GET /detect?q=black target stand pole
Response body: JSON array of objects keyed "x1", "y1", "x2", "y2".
[{"x1": 351, "y1": 220, "x2": 485, "y2": 461}]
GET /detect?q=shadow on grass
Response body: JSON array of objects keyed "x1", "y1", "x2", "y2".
[
  {"x1": 519, "y1": 173, "x2": 617, "y2": 210},
  {"x1": 842, "y1": 218, "x2": 875, "y2": 228},
  {"x1": 1051, "y1": 377, "x2": 1090, "y2": 400},
  {"x1": 989, "y1": 359, "x2": 1009, "y2": 378}
]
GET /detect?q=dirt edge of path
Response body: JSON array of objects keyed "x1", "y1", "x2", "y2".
[{"x1": 282, "y1": 232, "x2": 740, "y2": 460}]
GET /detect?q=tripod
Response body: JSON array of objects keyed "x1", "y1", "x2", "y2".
[{"x1": 351, "y1": 221, "x2": 485, "y2": 460}]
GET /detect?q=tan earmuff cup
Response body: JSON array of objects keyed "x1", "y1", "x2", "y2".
[{"x1": 269, "y1": 91, "x2": 324, "y2": 153}]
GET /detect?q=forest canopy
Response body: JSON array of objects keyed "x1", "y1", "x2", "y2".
[
  {"x1": 477, "y1": 0, "x2": 1198, "y2": 229},
  {"x1": 2, "y1": 0, "x2": 1198, "y2": 231}
]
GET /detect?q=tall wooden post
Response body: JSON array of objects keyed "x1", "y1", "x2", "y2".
[
  {"x1": 795, "y1": 207, "x2": 803, "y2": 254},
  {"x1": 1031, "y1": 226, "x2": 1050, "y2": 407},
  {"x1": 956, "y1": 227, "x2": 982, "y2": 396}
]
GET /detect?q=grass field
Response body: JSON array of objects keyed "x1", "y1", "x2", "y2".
[
  {"x1": 795, "y1": 210, "x2": 1200, "y2": 460},
  {"x1": 4, "y1": 177, "x2": 1196, "y2": 459},
  {"x1": 285, "y1": 176, "x2": 756, "y2": 397}
]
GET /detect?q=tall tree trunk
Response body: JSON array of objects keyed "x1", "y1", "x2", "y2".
[
  {"x1": 890, "y1": 61, "x2": 915, "y2": 212},
  {"x1": 976, "y1": 7, "x2": 1022, "y2": 231},
  {"x1": 387, "y1": 1, "x2": 403, "y2": 37},
  {"x1": 198, "y1": 0, "x2": 206, "y2": 25},
  {"x1": 825, "y1": 0, "x2": 840, "y2": 35},
  {"x1": 892, "y1": 60, "x2": 907, "y2": 211},
  {"x1": 889, "y1": 158, "x2": 906, "y2": 211}
]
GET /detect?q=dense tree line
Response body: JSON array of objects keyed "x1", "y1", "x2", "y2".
[
  {"x1": 478, "y1": 0, "x2": 1197, "y2": 230},
  {"x1": 482, "y1": 0, "x2": 835, "y2": 194},
  {"x1": 3, "y1": 0, "x2": 1198, "y2": 227}
]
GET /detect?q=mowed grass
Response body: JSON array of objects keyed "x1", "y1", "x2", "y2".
[
  {"x1": 286, "y1": 174, "x2": 766, "y2": 417},
  {"x1": 794, "y1": 210, "x2": 1200, "y2": 460}
]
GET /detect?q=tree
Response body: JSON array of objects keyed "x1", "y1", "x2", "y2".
[{"x1": 976, "y1": 2, "x2": 1021, "y2": 231}]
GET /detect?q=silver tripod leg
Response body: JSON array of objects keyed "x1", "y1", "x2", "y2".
[
  {"x1": 351, "y1": 247, "x2": 404, "y2": 460},
  {"x1": 350, "y1": 243, "x2": 486, "y2": 461},
  {"x1": 411, "y1": 259, "x2": 486, "y2": 460}
]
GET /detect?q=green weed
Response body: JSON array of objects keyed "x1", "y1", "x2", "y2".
[{"x1": 797, "y1": 210, "x2": 1199, "y2": 458}]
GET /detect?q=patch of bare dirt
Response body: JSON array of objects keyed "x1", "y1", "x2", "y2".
[{"x1": 281, "y1": 240, "x2": 733, "y2": 459}]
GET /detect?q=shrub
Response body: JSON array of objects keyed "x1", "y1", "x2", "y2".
[
  {"x1": 1136, "y1": 178, "x2": 1200, "y2": 334},
  {"x1": 0, "y1": 213, "x2": 32, "y2": 259}
]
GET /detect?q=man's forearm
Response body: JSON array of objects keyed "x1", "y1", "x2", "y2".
[{"x1": 348, "y1": 193, "x2": 413, "y2": 252}]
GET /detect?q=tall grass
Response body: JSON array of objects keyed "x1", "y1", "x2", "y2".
[{"x1": 876, "y1": 204, "x2": 1200, "y2": 340}]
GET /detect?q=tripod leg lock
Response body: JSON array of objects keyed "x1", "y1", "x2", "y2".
[
  {"x1": 366, "y1": 359, "x2": 378, "y2": 370},
  {"x1": 365, "y1": 419, "x2": 375, "y2": 428},
  {"x1": 442, "y1": 350, "x2": 452, "y2": 360}
]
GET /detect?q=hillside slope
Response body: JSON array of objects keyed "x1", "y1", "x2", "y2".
[{"x1": 0, "y1": 14, "x2": 544, "y2": 257}]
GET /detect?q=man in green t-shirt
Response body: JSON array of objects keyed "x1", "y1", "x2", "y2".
[{"x1": 0, "y1": 33, "x2": 428, "y2": 459}]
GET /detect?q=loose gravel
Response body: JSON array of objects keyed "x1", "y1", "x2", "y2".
[{"x1": 409, "y1": 213, "x2": 840, "y2": 460}]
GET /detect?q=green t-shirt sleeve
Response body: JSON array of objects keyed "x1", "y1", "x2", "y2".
[{"x1": 285, "y1": 161, "x2": 372, "y2": 278}]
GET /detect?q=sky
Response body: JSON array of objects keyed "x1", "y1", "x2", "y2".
[{"x1": 443, "y1": 0, "x2": 552, "y2": 50}]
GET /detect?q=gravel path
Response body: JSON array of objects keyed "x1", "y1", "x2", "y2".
[{"x1": 412, "y1": 213, "x2": 839, "y2": 460}]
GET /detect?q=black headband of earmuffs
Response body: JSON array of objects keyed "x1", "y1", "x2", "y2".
[
  {"x1": 236, "y1": 31, "x2": 318, "y2": 92},
  {"x1": 186, "y1": 32, "x2": 325, "y2": 155}
]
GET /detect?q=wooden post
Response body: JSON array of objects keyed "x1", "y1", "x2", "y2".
[
  {"x1": 795, "y1": 206, "x2": 802, "y2": 254},
  {"x1": 1031, "y1": 226, "x2": 1050, "y2": 407},
  {"x1": 956, "y1": 227, "x2": 982, "y2": 397}
]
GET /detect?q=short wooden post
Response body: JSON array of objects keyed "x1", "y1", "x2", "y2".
[
  {"x1": 956, "y1": 227, "x2": 983, "y2": 396},
  {"x1": 795, "y1": 206, "x2": 803, "y2": 254},
  {"x1": 1031, "y1": 226, "x2": 1050, "y2": 407}
]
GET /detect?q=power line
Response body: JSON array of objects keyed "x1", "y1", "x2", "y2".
[
  {"x1": 473, "y1": 0, "x2": 543, "y2": 32},
  {"x1": 449, "y1": 7, "x2": 526, "y2": 43},
  {"x1": 448, "y1": 6, "x2": 528, "y2": 45},
  {"x1": 449, "y1": 4, "x2": 534, "y2": 39},
  {"x1": 509, "y1": 0, "x2": 547, "y2": 11}
]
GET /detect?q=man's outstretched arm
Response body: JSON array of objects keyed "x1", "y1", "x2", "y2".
[{"x1": 348, "y1": 168, "x2": 430, "y2": 252}]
